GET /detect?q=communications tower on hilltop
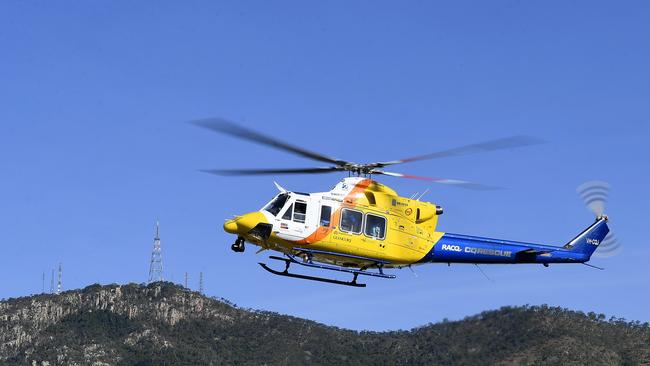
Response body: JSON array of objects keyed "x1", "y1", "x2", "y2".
[
  {"x1": 148, "y1": 221, "x2": 164, "y2": 283},
  {"x1": 50, "y1": 269, "x2": 55, "y2": 293},
  {"x1": 57, "y1": 263, "x2": 62, "y2": 294}
]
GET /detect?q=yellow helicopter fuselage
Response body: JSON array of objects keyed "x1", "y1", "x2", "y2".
[{"x1": 224, "y1": 177, "x2": 444, "y2": 267}]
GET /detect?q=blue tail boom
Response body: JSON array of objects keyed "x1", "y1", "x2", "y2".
[{"x1": 422, "y1": 217, "x2": 610, "y2": 265}]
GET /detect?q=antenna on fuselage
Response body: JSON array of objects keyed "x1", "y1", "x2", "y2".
[
  {"x1": 474, "y1": 264, "x2": 493, "y2": 282},
  {"x1": 582, "y1": 262, "x2": 605, "y2": 270},
  {"x1": 273, "y1": 181, "x2": 287, "y2": 193},
  {"x1": 416, "y1": 188, "x2": 430, "y2": 201},
  {"x1": 407, "y1": 265, "x2": 418, "y2": 277}
]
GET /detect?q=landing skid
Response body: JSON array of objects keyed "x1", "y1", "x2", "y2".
[
  {"x1": 259, "y1": 261, "x2": 366, "y2": 287},
  {"x1": 258, "y1": 253, "x2": 395, "y2": 287}
]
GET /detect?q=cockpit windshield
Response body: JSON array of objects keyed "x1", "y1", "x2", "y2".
[{"x1": 263, "y1": 193, "x2": 289, "y2": 216}]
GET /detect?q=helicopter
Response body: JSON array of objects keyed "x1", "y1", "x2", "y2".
[{"x1": 194, "y1": 118, "x2": 619, "y2": 287}]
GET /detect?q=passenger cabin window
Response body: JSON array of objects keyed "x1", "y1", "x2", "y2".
[
  {"x1": 320, "y1": 205, "x2": 332, "y2": 227},
  {"x1": 293, "y1": 201, "x2": 307, "y2": 223},
  {"x1": 282, "y1": 204, "x2": 293, "y2": 220},
  {"x1": 263, "y1": 193, "x2": 289, "y2": 217},
  {"x1": 365, "y1": 214, "x2": 386, "y2": 239},
  {"x1": 340, "y1": 209, "x2": 363, "y2": 234}
]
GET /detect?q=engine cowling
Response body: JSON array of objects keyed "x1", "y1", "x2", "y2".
[{"x1": 416, "y1": 204, "x2": 442, "y2": 223}]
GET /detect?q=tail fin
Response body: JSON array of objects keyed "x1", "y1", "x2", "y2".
[{"x1": 563, "y1": 217, "x2": 610, "y2": 260}]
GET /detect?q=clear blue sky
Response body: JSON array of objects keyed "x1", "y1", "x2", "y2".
[{"x1": 1, "y1": 1, "x2": 649, "y2": 330}]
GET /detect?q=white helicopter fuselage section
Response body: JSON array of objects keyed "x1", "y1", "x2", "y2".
[{"x1": 260, "y1": 178, "x2": 362, "y2": 243}]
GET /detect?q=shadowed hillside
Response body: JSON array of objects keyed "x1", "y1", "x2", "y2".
[{"x1": 1, "y1": 283, "x2": 648, "y2": 365}]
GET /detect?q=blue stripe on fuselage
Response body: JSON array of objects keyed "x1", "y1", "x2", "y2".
[{"x1": 419, "y1": 233, "x2": 584, "y2": 264}]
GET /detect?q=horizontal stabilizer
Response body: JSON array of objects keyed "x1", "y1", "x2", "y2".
[{"x1": 517, "y1": 248, "x2": 553, "y2": 255}]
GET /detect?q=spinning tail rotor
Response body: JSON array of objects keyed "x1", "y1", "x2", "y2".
[{"x1": 577, "y1": 181, "x2": 621, "y2": 258}]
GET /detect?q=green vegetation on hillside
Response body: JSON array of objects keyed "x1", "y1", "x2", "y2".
[{"x1": 1, "y1": 283, "x2": 648, "y2": 365}]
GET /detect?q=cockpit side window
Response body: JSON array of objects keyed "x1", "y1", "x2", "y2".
[
  {"x1": 263, "y1": 193, "x2": 289, "y2": 216},
  {"x1": 293, "y1": 201, "x2": 307, "y2": 223},
  {"x1": 282, "y1": 204, "x2": 293, "y2": 220}
]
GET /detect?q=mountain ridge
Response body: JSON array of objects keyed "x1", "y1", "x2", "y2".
[{"x1": 1, "y1": 282, "x2": 649, "y2": 365}]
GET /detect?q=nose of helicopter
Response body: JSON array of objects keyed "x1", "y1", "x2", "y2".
[
  {"x1": 223, "y1": 212, "x2": 267, "y2": 235},
  {"x1": 223, "y1": 219, "x2": 238, "y2": 234}
]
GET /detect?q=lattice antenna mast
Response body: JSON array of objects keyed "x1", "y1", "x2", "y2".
[
  {"x1": 56, "y1": 263, "x2": 62, "y2": 295},
  {"x1": 148, "y1": 221, "x2": 164, "y2": 283},
  {"x1": 199, "y1": 272, "x2": 204, "y2": 294},
  {"x1": 50, "y1": 269, "x2": 55, "y2": 294}
]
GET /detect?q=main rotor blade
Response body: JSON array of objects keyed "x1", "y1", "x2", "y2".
[
  {"x1": 371, "y1": 135, "x2": 545, "y2": 167},
  {"x1": 200, "y1": 167, "x2": 343, "y2": 176},
  {"x1": 191, "y1": 118, "x2": 348, "y2": 166},
  {"x1": 375, "y1": 171, "x2": 499, "y2": 190}
]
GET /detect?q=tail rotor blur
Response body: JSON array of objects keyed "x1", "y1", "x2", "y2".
[{"x1": 577, "y1": 181, "x2": 621, "y2": 258}]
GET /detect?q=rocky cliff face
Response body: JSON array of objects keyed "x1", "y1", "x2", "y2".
[
  {"x1": 1, "y1": 283, "x2": 649, "y2": 366},
  {"x1": 1, "y1": 284, "x2": 215, "y2": 350},
  {"x1": 0, "y1": 283, "x2": 247, "y2": 365},
  {"x1": 0, "y1": 283, "x2": 351, "y2": 365}
]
